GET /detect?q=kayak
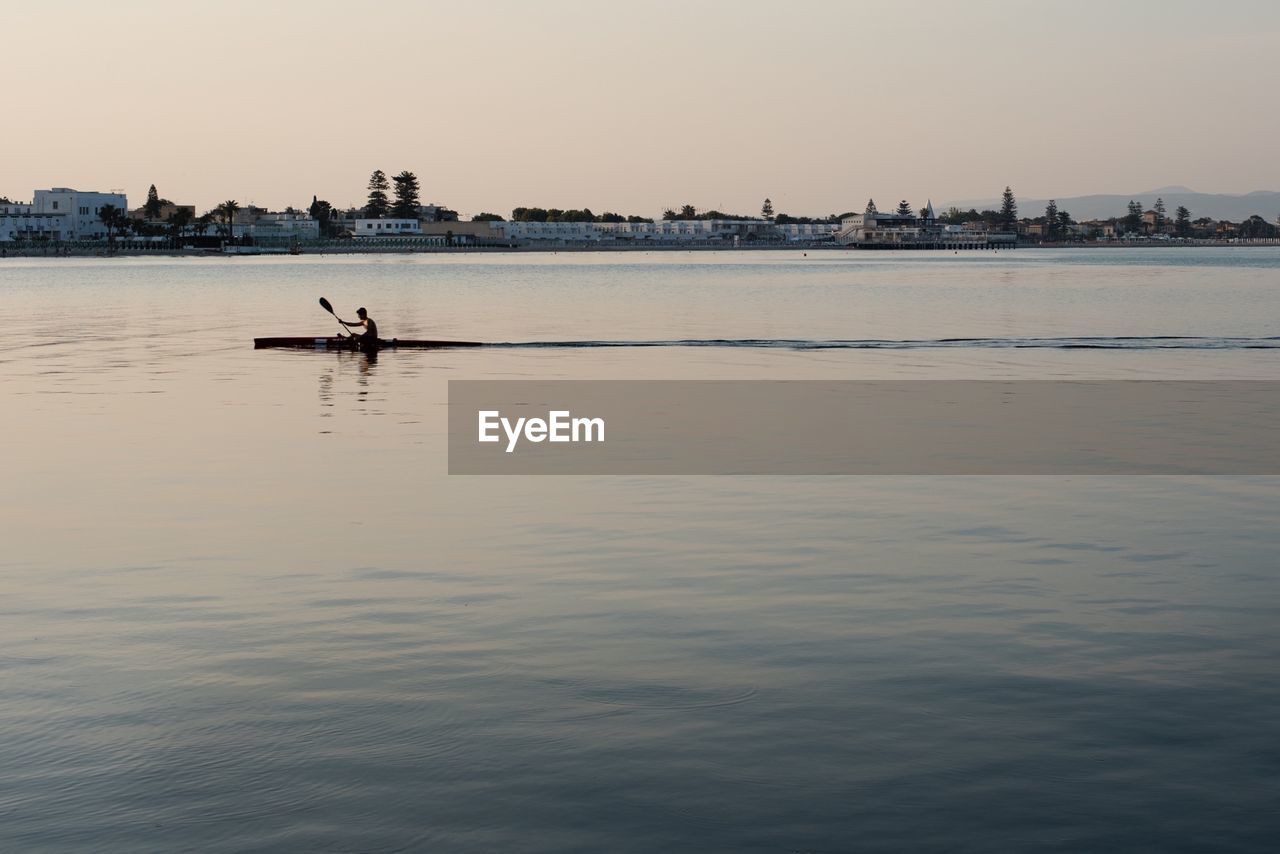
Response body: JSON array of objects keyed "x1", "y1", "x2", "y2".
[{"x1": 254, "y1": 337, "x2": 484, "y2": 350}]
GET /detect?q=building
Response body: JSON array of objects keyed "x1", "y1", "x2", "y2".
[
  {"x1": 252, "y1": 211, "x2": 320, "y2": 240},
  {"x1": 1077, "y1": 220, "x2": 1117, "y2": 240},
  {"x1": 3, "y1": 188, "x2": 129, "y2": 242},
  {"x1": 1, "y1": 202, "x2": 65, "y2": 242},
  {"x1": 128, "y1": 202, "x2": 196, "y2": 223},
  {"x1": 487, "y1": 218, "x2": 828, "y2": 244},
  {"x1": 775, "y1": 222, "x2": 840, "y2": 242},
  {"x1": 353, "y1": 218, "x2": 421, "y2": 236},
  {"x1": 837, "y1": 201, "x2": 1004, "y2": 249},
  {"x1": 31, "y1": 188, "x2": 128, "y2": 240},
  {"x1": 418, "y1": 204, "x2": 458, "y2": 223}
]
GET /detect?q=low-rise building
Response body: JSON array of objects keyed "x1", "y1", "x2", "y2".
[
  {"x1": 32, "y1": 188, "x2": 128, "y2": 240},
  {"x1": 252, "y1": 211, "x2": 320, "y2": 240},
  {"x1": 1, "y1": 202, "x2": 67, "y2": 242},
  {"x1": 353, "y1": 218, "x2": 421, "y2": 236},
  {"x1": 418, "y1": 204, "x2": 458, "y2": 223},
  {"x1": 838, "y1": 202, "x2": 1001, "y2": 249},
  {"x1": 129, "y1": 202, "x2": 196, "y2": 223},
  {"x1": 490, "y1": 218, "x2": 824, "y2": 243}
]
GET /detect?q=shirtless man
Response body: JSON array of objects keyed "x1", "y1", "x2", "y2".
[{"x1": 338, "y1": 307, "x2": 379, "y2": 351}]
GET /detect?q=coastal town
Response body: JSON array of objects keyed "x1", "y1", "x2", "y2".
[{"x1": 2, "y1": 173, "x2": 1278, "y2": 255}]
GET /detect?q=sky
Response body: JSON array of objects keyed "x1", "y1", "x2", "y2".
[{"x1": 3, "y1": 0, "x2": 1277, "y2": 218}]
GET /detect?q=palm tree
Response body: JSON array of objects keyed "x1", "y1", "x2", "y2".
[
  {"x1": 168, "y1": 208, "x2": 193, "y2": 249},
  {"x1": 98, "y1": 204, "x2": 121, "y2": 249},
  {"x1": 217, "y1": 200, "x2": 241, "y2": 245}
]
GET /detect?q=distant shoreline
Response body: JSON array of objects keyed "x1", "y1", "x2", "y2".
[{"x1": 2, "y1": 239, "x2": 1278, "y2": 259}]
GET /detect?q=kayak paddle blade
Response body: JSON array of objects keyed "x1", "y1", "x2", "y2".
[{"x1": 319, "y1": 297, "x2": 334, "y2": 315}]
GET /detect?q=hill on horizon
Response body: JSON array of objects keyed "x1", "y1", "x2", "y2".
[{"x1": 943, "y1": 187, "x2": 1280, "y2": 222}]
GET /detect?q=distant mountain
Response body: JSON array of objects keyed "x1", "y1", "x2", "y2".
[{"x1": 943, "y1": 187, "x2": 1280, "y2": 222}]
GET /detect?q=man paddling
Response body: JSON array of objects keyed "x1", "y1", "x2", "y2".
[{"x1": 337, "y1": 307, "x2": 379, "y2": 351}]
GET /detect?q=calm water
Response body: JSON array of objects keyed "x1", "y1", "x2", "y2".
[{"x1": 2, "y1": 249, "x2": 1279, "y2": 852}]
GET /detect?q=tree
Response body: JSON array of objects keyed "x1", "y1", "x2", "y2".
[
  {"x1": 1174, "y1": 206, "x2": 1191, "y2": 237},
  {"x1": 1057, "y1": 209, "x2": 1072, "y2": 231},
  {"x1": 761, "y1": 198, "x2": 774, "y2": 220},
  {"x1": 679, "y1": 204, "x2": 697, "y2": 220},
  {"x1": 1044, "y1": 200, "x2": 1058, "y2": 240},
  {"x1": 167, "y1": 207, "x2": 192, "y2": 248},
  {"x1": 144, "y1": 184, "x2": 163, "y2": 220},
  {"x1": 98, "y1": 204, "x2": 120, "y2": 247},
  {"x1": 309, "y1": 196, "x2": 336, "y2": 237},
  {"x1": 999, "y1": 187, "x2": 1017, "y2": 230},
  {"x1": 896, "y1": 200, "x2": 912, "y2": 216},
  {"x1": 365, "y1": 170, "x2": 390, "y2": 218},
  {"x1": 216, "y1": 199, "x2": 240, "y2": 244},
  {"x1": 1124, "y1": 200, "x2": 1144, "y2": 234},
  {"x1": 1153, "y1": 197, "x2": 1167, "y2": 233},
  {"x1": 391, "y1": 171, "x2": 421, "y2": 219},
  {"x1": 865, "y1": 198, "x2": 877, "y2": 215},
  {"x1": 472, "y1": 212, "x2": 504, "y2": 222},
  {"x1": 1239, "y1": 215, "x2": 1278, "y2": 239}
]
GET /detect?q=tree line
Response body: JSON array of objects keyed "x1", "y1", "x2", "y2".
[{"x1": 507, "y1": 207, "x2": 654, "y2": 224}]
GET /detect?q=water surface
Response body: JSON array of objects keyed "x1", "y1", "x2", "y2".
[{"x1": 2, "y1": 249, "x2": 1278, "y2": 852}]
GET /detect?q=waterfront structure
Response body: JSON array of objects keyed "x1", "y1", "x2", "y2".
[
  {"x1": 353, "y1": 218, "x2": 421, "y2": 236},
  {"x1": 774, "y1": 222, "x2": 842, "y2": 242},
  {"x1": 485, "y1": 219, "x2": 836, "y2": 244},
  {"x1": 3, "y1": 189, "x2": 128, "y2": 242},
  {"x1": 837, "y1": 202, "x2": 1006, "y2": 249},
  {"x1": 418, "y1": 204, "x2": 458, "y2": 223},
  {"x1": 252, "y1": 211, "x2": 320, "y2": 240},
  {"x1": 31, "y1": 188, "x2": 128, "y2": 240},
  {"x1": 129, "y1": 202, "x2": 196, "y2": 223},
  {"x1": 1, "y1": 203, "x2": 65, "y2": 242}
]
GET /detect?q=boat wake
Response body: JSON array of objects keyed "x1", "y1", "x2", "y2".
[{"x1": 495, "y1": 336, "x2": 1280, "y2": 351}]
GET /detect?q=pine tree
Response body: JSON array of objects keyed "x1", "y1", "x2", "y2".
[
  {"x1": 761, "y1": 198, "x2": 774, "y2": 220},
  {"x1": 365, "y1": 170, "x2": 390, "y2": 218},
  {"x1": 1153, "y1": 197, "x2": 1167, "y2": 233},
  {"x1": 1124, "y1": 200, "x2": 1143, "y2": 234},
  {"x1": 144, "y1": 184, "x2": 163, "y2": 220},
  {"x1": 391, "y1": 171, "x2": 421, "y2": 219},
  {"x1": 1044, "y1": 200, "x2": 1058, "y2": 240},
  {"x1": 1174, "y1": 206, "x2": 1191, "y2": 237},
  {"x1": 999, "y1": 187, "x2": 1017, "y2": 230},
  {"x1": 865, "y1": 198, "x2": 877, "y2": 215}
]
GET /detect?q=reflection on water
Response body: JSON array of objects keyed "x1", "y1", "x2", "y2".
[{"x1": 2, "y1": 250, "x2": 1279, "y2": 852}]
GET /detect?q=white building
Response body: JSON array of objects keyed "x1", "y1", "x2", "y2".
[
  {"x1": 837, "y1": 201, "x2": 996, "y2": 248},
  {"x1": 1, "y1": 201, "x2": 68, "y2": 242},
  {"x1": 252, "y1": 211, "x2": 319, "y2": 240},
  {"x1": 353, "y1": 218, "x2": 421, "y2": 236},
  {"x1": 774, "y1": 223, "x2": 841, "y2": 242},
  {"x1": 32, "y1": 188, "x2": 128, "y2": 240},
  {"x1": 490, "y1": 219, "x2": 836, "y2": 243}
]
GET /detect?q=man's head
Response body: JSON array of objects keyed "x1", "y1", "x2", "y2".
[{"x1": 356, "y1": 307, "x2": 367, "y2": 319}]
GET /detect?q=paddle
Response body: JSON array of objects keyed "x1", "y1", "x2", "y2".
[{"x1": 319, "y1": 297, "x2": 348, "y2": 337}]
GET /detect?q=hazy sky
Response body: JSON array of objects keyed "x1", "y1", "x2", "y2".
[{"x1": 4, "y1": 1, "x2": 1277, "y2": 218}]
